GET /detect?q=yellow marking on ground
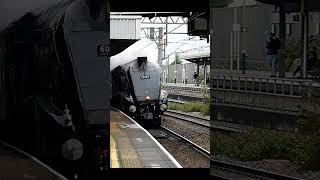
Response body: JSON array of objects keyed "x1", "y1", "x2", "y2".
[
  {"x1": 110, "y1": 110, "x2": 144, "y2": 167},
  {"x1": 110, "y1": 122, "x2": 121, "y2": 133},
  {"x1": 110, "y1": 135, "x2": 120, "y2": 168}
]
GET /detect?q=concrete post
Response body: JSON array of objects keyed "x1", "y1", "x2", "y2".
[
  {"x1": 197, "y1": 64, "x2": 200, "y2": 86},
  {"x1": 204, "y1": 61, "x2": 207, "y2": 85},
  {"x1": 210, "y1": 7, "x2": 214, "y2": 91},
  {"x1": 241, "y1": 50, "x2": 247, "y2": 74},
  {"x1": 158, "y1": 27, "x2": 163, "y2": 66},
  {"x1": 185, "y1": 64, "x2": 188, "y2": 84},
  {"x1": 150, "y1": 27, "x2": 155, "y2": 40},
  {"x1": 301, "y1": 0, "x2": 308, "y2": 78},
  {"x1": 240, "y1": 0, "x2": 247, "y2": 73},
  {"x1": 175, "y1": 53, "x2": 177, "y2": 84},
  {"x1": 279, "y1": 4, "x2": 286, "y2": 78},
  {"x1": 230, "y1": 31, "x2": 233, "y2": 70}
]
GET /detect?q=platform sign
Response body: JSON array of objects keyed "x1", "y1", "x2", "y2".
[
  {"x1": 140, "y1": 75, "x2": 150, "y2": 79},
  {"x1": 241, "y1": 26, "x2": 248, "y2": 32},
  {"x1": 97, "y1": 45, "x2": 110, "y2": 56}
]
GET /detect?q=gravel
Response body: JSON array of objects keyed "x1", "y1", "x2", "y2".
[
  {"x1": 169, "y1": 110, "x2": 210, "y2": 120},
  {"x1": 161, "y1": 115, "x2": 210, "y2": 151},
  {"x1": 148, "y1": 129, "x2": 209, "y2": 168},
  {"x1": 211, "y1": 154, "x2": 320, "y2": 180}
]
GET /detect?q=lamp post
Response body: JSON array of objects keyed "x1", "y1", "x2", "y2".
[
  {"x1": 182, "y1": 64, "x2": 185, "y2": 84},
  {"x1": 240, "y1": 0, "x2": 247, "y2": 74},
  {"x1": 301, "y1": 0, "x2": 308, "y2": 78},
  {"x1": 175, "y1": 52, "x2": 177, "y2": 84}
]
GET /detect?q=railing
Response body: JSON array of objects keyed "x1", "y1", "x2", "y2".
[
  {"x1": 211, "y1": 75, "x2": 312, "y2": 97},
  {"x1": 162, "y1": 76, "x2": 314, "y2": 114},
  {"x1": 162, "y1": 83, "x2": 209, "y2": 98}
]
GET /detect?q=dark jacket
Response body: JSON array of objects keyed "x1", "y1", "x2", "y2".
[
  {"x1": 266, "y1": 37, "x2": 280, "y2": 55},
  {"x1": 193, "y1": 73, "x2": 198, "y2": 79}
]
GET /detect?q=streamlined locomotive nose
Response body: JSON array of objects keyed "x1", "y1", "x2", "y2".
[{"x1": 129, "y1": 58, "x2": 160, "y2": 102}]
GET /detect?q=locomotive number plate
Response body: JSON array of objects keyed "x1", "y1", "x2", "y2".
[
  {"x1": 140, "y1": 75, "x2": 150, "y2": 79},
  {"x1": 143, "y1": 113, "x2": 153, "y2": 120},
  {"x1": 97, "y1": 45, "x2": 110, "y2": 56}
]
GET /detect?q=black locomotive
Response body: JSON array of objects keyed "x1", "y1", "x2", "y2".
[{"x1": 0, "y1": 0, "x2": 110, "y2": 179}]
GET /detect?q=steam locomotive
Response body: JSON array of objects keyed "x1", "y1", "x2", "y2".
[
  {"x1": 111, "y1": 55, "x2": 168, "y2": 127},
  {"x1": 0, "y1": 0, "x2": 109, "y2": 179}
]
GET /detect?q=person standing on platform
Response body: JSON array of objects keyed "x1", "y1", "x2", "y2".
[
  {"x1": 193, "y1": 71, "x2": 198, "y2": 85},
  {"x1": 266, "y1": 32, "x2": 280, "y2": 77}
]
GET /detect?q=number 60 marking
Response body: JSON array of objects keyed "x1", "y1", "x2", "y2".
[{"x1": 99, "y1": 45, "x2": 110, "y2": 53}]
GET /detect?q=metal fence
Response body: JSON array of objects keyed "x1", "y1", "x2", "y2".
[
  {"x1": 162, "y1": 76, "x2": 314, "y2": 114},
  {"x1": 162, "y1": 83, "x2": 209, "y2": 98}
]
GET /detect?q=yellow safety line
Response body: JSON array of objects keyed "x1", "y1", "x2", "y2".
[{"x1": 110, "y1": 135, "x2": 121, "y2": 168}]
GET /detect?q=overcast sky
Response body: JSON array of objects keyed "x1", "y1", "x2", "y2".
[{"x1": 140, "y1": 17, "x2": 209, "y2": 65}]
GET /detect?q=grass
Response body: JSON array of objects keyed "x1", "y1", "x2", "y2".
[
  {"x1": 168, "y1": 102, "x2": 210, "y2": 116},
  {"x1": 211, "y1": 130, "x2": 295, "y2": 161},
  {"x1": 210, "y1": 84, "x2": 320, "y2": 170},
  {"x1": 211, "y1": 129, "x2": 320, "y2": 170}
]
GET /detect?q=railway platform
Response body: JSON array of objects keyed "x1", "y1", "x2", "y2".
[
  {"x1": 110, "y1": 108, "x2": 182, "y2": 168},
  {"x1": 0, "y1": 140, "x2": 67, "y2": 180}
]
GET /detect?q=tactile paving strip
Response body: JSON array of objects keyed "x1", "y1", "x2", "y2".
[{"x1": 110, "y1": 110, "x2": 180, "y2": 168}]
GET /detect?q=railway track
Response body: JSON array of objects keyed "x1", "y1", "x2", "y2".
[
  {"x1": 210, "y1": 158, "x2": 304, "y2": 180},
  {"x1": 160, "y1": 120, "x2": 301, "y2": 179},
  {"x1": 160, "y1": 126, "x2": 210, "y2": 159},
  {"x1": 165, "y1": 109, "x2": 293, "y2": 133},
  {"x1": 148, "y1": 124, "x2": 210, "y2": 168},
  {"x1": 163, "y1": 110, "x2": 302, "y2": 179},
  {"x1": 163, "y1": 110, "x2": 240, "y2": 133},
  {"x1": 164, "y1": 110, "x2": 209, "y2": 127}
]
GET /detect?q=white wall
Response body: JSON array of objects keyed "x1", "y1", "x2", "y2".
[{"x1": 110, "y1": 15, "x2": 141, "y2": 39}]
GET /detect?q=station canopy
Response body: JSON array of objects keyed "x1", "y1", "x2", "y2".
[
  {"x1": 110, "y1": 0, "x2": 208, "y2": 12},
  {"x1": 180, "y1": 49, "x2": 210, "y2": 66},
  {"x1": 256, "y1": 0, "x2": 320, "y2": 12},
  {"x1": 210, "y1": 0, "x2": 320, "y2": 12}
]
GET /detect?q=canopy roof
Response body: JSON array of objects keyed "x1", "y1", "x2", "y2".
[
  {"x1": 210, "y1": 0, "x2": 320, "y2": 12},
  {"x1": 256, "y1": 0, "x2": 320, "y2": 11},
  {"x1": 110, "y1": 0, "x2": 208, "y2": 12}
]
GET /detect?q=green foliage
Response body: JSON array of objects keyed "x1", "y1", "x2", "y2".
[
  {"x1": 297, "y1": 86, "x2": 320, "y2": 135},
  {"x1": 289, "y1": 135, "x2": 320, "y2": 170},
  {"x1": 168, "y1": 102, "x2": 210, "y2": 116},
  {"x1": 211, "y1": 130, "x2": 295, "y2": 161},
  {"x1": 170, "y1": 53, "x2": 183, "y2": 65},
  {"x1": 200, "y1": 103, "x2": 210, "y2": 116},
  {"x1": 169, "y1": 79, "x2": 175, "y2": 83},
  {"x1": 289, "y1": 85, "x2": 320, "y2": 169},
  {"x1": 211, "y1": 86, "x2": 320, "y2": 170},
  {"x1": 203, "y1": 86, "x2": 210, "y2": 104},
  {"x1": 284, "y1": 38, "x2": 302, "y2": 72},
  {"x1": 284, "y1": 35, "x2": 320, "y2": 72},
  {"x1": 197, "y1": 73, "x2": 210, "y2": 86}
]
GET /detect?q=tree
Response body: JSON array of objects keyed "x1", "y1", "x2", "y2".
[
  {"x1": 284, "y1": 35, "x2": 320, "y2": 74},
  {"x1": 170, "y1": 53, "x2": 182, "y2": 65}
]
